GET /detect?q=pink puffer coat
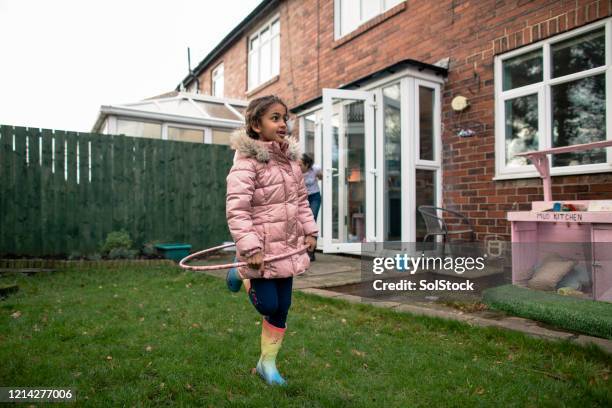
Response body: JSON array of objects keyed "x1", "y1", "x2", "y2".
[{"x1": 226, "y1": 128, "x2": 319, "y2": 279}]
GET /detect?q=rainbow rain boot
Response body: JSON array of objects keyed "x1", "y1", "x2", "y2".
[
  {"x1": 255, "y1": 318, "x2": 288, "y2": 386},
  {"x1": 226, "y1": 265, "x2": 242, "y2": 292}
]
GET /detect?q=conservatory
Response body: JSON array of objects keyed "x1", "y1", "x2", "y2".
[{"x1": 91, "y1": 91, "x2": 246, "y2": 145}]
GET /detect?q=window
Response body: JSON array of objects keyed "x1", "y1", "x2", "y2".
[
  {"x1": 211, "y1": 129, "x2": 233, "y2": 145},
  {"x1": 212, "y1": 63, "x2": 224, "y2": 97},
  {"x1": 248, "y1": 16, "x2": 280, "y2": 90},
  {"x1": 495, "y1": 20, "x2": 611, "y2": 179},
  {"x1": 168, "y1": 127, "x2": 204, "y2": 143},
  {"x1": 116, "y1": 119, "x2": 161, "y2": 139},
  {"x1": 335, "y1": 0, "x2": 404, "y2": 38}
]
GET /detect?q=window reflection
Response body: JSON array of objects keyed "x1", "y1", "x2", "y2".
[{"x1": 504, "y1": 94, "x2": 539, "y2": 166}]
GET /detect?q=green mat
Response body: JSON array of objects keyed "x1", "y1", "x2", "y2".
[{"x1": 482, "y1": 284, "x2": 612, "y2": 339}]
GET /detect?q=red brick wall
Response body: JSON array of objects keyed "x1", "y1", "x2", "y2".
[{"x1": 195, "y1": 0, "x2": 612, "y2": 240}]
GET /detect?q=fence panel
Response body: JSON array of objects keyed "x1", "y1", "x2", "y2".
[{"x1": 0, "y1": 125, "x2": 234, "y2": 257}]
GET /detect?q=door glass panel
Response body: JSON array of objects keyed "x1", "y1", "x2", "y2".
[
  {"x1": 383, "y1": 83, "x2": 401, "y2": 241},
  {"x1": 419, "y1": 86, "x2": 435, "y2": 161},
  {"x1": 305, "y1": 114, "x2": 316, "y2": 155},
  {"x1": 331, "y1": 98, "x2": 366, "y2": 243},
  {"x1": 332, "y1": 111, "x2": 339, "y2": 240},
  {"x1": 415, "y1": 170, "x2": 437, "y2": 242}
]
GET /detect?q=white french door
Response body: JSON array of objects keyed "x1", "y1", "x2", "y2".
[{"x1": 322, "y1": 89, "x2": 376, "y2": 253}]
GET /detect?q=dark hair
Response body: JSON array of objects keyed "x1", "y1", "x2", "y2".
[
  {"x1": 301, "y1": 153, "x2": 314, "y2": 169},
  {"x1": 244, "y1": 95, "x2": 289, "y2": 140}
]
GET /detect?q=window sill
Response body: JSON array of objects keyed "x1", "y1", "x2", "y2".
[
  {"x1": 493, "y1": 164, "x2": 612, "y2": 181},
  {"x1": 246, "y1": 75, "x2": 280, "y2": 97},
  {"x1": 332, "y1": 2, "x2": 407, "y2": 49}
]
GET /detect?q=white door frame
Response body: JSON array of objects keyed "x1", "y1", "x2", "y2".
[{"x1": 322, "y1": 88, "x2": 376, "y2": 253}]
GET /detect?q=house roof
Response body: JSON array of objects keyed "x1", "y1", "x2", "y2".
[
  {"x1": 290, "y1": 59, "x2": 449, "y2": 113},
  {"x1": 176, "y1": 0, "x2": 278, "y2": 91},
  {"x1": 92, "y1": 92, "x2": 248, "y2": 133}
]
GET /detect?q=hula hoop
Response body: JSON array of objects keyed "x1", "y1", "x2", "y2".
[{"x1": 178, "y1": 242, "x2": 310, "y2": 272}]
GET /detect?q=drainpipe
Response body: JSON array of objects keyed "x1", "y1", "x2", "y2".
[{"x1": 186, "y1": 47, "x2": 200, "y2": 93}]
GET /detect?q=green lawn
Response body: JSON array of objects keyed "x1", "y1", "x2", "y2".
[{"x1": 1, "y1": 264, "x2": 611, "y2": 407}]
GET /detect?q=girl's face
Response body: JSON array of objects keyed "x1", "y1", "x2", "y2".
[{"x1": 253, "y1": 103, "x2": 288, "y2": 143}]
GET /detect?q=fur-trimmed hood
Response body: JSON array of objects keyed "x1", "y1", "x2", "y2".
[{"x1": 229, "y1": 127, "x2": 301, "y2": 163}]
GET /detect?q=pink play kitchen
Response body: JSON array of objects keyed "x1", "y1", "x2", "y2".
[{"x1": 507, "y1": 140, "x2": 612, "y2": 303}]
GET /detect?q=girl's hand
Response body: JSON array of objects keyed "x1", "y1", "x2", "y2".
[
  {"x1": 246, "y1": 251, "x2": 264, "y2": 270},
  {"x1": 305, "y1": 236, "x2": 317, "y2": 252}
]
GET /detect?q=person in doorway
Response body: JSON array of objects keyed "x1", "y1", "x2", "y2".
[
  {"x1": 299, "y1": 153, "x2": 322, "y2": 261},
  {"x1": 224, "y1": 95, "x2": 318, "y2": 386}
]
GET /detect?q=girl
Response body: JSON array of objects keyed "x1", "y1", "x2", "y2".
[
  {"x1": 298, "y1": 153, "x2": 322, "y2": 261},
  {"x1": 225, "y1": 95, "x2": 318, "y2": 386}
]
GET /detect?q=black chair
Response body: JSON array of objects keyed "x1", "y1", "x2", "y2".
[{"x1": 417, "y1": 205, "x2": 475, "y2": 243}]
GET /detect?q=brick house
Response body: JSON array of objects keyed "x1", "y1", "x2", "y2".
[{"x1": 177, "y1": 0, "x2": 612, "y2": 254}]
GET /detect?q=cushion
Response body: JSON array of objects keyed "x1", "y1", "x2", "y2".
[
  {"x1": 528, "y1": 258, "x2": 576, "y2": 291},
  {"x1": 556, "y1": 263, "x2": 591, "y2": 291}
]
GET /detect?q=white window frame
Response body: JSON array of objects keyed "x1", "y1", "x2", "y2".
[
  {"x1": 212, "y1": 63, "x2": 224, "y2": 97},
  {"x1": 247, "y1": 14, "x2": 280, "y2": 91},
  {"x1": 334, "y1": 0, "x2": 404, "y2": 40},
  {"x1": 494, "y1": 17, "x2": 612, "y2": 180}
]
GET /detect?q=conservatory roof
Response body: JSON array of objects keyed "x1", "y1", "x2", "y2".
[{"x1": 92, "y1": 92, "x2": 247, "y2": 132}]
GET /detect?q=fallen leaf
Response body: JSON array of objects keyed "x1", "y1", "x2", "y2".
[
  {"x1": 351, "y1": 349, "x2": 366, "y2": 358},
  {"x1": 145, "y1": 346, "x2": 153, "y2": 352},
  {"x1": 139, "y1": 317, "x2": 145, "y2": 322},
  {"x1": 106, "y1": 355, "x2": 113, "y2": 360},
  {"x1": 11, "y1": 311, "x2": 21, "y2": 319},
  {"x1": 475, "y1": 387, "x2": 485, "y2": 395}
]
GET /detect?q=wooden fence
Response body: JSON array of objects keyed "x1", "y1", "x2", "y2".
[{"x1": 0, "y1": 124, "x2": 233, "y2": 257}]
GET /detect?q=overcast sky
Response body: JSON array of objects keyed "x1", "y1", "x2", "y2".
[{"x1": 0, "y1": 0, "x2": 262, "y2": 132}]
